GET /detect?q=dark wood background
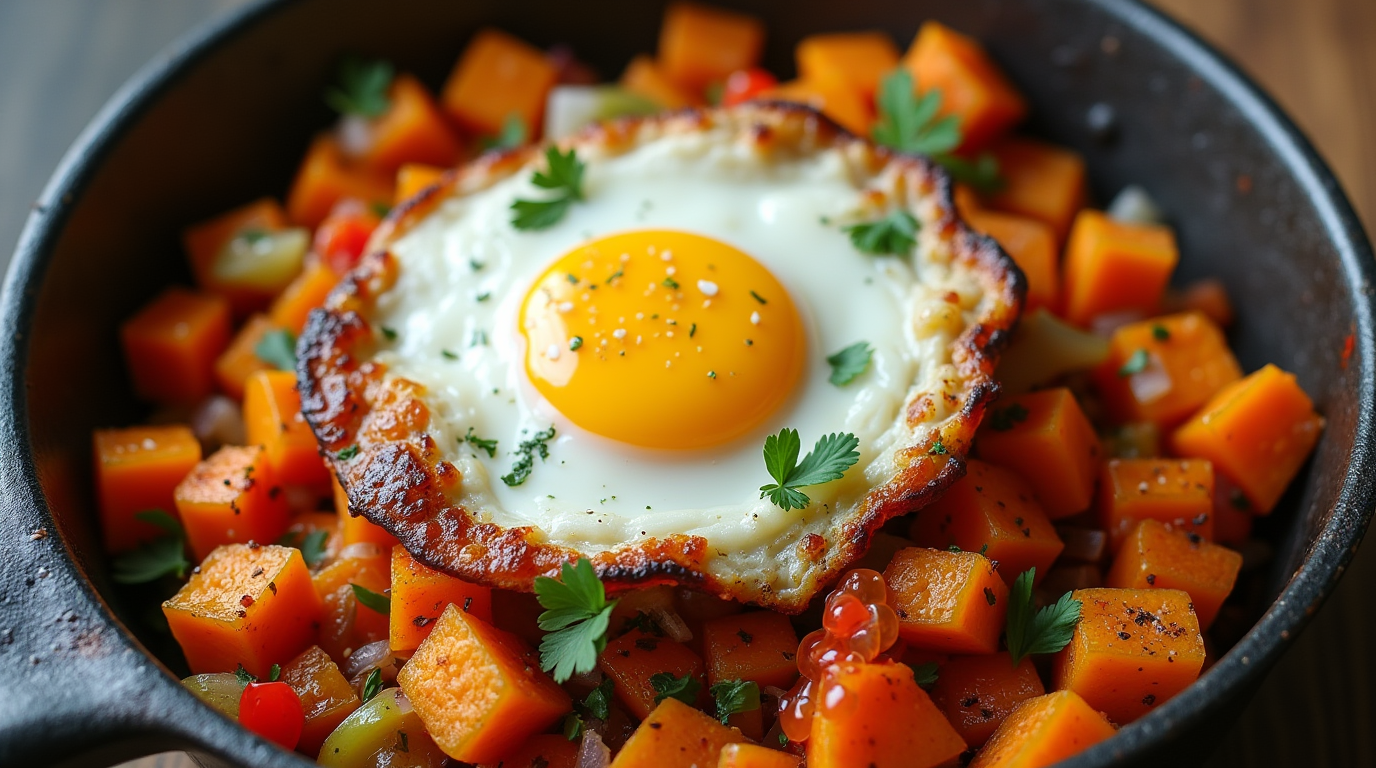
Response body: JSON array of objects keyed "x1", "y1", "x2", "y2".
[{"x1": 0, "y1": 1, "x2": 1370, "y2": 766}]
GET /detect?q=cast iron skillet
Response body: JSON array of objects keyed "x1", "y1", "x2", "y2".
[{"x1": 0, "y1": 0, "x2": 1371, "y2": 766}]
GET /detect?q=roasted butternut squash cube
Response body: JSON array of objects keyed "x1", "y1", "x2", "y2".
[
  {"x1": 1106, "y1": 520, "x2": 1242, "y2": 629},
  {"x1": 391, "y1": 544, "x2": 493, "y2": 652},
  {"x1": 280, "y1": 645, "x2": 361, "y2": 758},
  {"x1": 929, "y1": 652, "x2": 1045, "y2": 748},
  {"x1": 94, "y1": 424, "x2": 202, "y2": 553},
  {"x1": 987, "y1": 138, "x2": 1086, "y2": 244},
  {"x1": 977, "y1": 388, "x2": 1101, "y2": 518},
  {"x1": 183, "y1": 199, "x2": 291, "y2": 315},
  {"x1": 611, "y1": 697, "x2": 745, "y2": 768},
  {"x1": 599, "y1": 630, "x2": 708, "y2": 720},
  {"x1": 120, "y1": 287, "x2": 232, "y2": 406},
  {"x1": 175, "y1": 445, "x2": 290, "y2": 560},
  {"x1": 969, "y1": 690, "x2": 1116, "y2": 768},
  {"x1": 963, "y1": 209, "x2": 1059, "y2": 312},
  {"x1": 1092, "y1": 312, "x2": 1242, "y2": 426},
  {"x1": 1062, "y1": 210, "x2": 1179, "y2": 327},
  {"x1": 442, "y1": 28, "x2": 558, "y2": 137},
  {"x1": 1170, "y1": 364, "x2": 1324, "y2": 514},
  {"x1": 244, "y1": 370, "x2": 329, "y2": 488},
  {"x1": 269, "y1": 261, "x2": 339, "y2": 336},
  {"x1": 884, "y1": 547, "x2": 1008, "y2": 654},
  {"x1": 333, "y1": 475, "x2": 400, "y2": 549},
  {"x1": 1053, "y1": 587, "x2": 1205, "y2": 724},
  {"x1": 287, "y1": 134, "x2": 394, "y2": 228},
  {"x1": 796, "y1": 32, "x2": 900, "y2": 103},
  {"x1": 621, "y1": 55, "x2": 696, "y2": 109},
  {"x1": 476, "y1": 733, "x2": 579, "y2": 768},
  {"x1": 351, "y1": 73, "x2": 460, "y2": 175},
  {"x1": 1098, "y1": 458, "x2": 1215, "y2": 553},
  {"x1": 809, "y1": 661, "x2": 967, "y2": 768},
  {"x1": 702, "y1": 610, "x2": 799, "y2": 690},
  {"x1": 901, "y1": 21, "x2": 1026, "y2": 151},
  {"x1": 163, "y1": 543, "x2": 323, "y2": 678},
  {"x1": 214, "y1": 314, "x2": 277, "y2": 401},
  {"x1": 313, "y1": 546, "x2": 391, "y2": 662},
  {"x1": 658, "y1": 2, "x2": 764, "y2": 93},
  {"x1": 397, "y1": 604, "x2": 571, "y2": 763},
  {"x1": 910, "y1": 459, "x2": 1064, "y2": 587},
  {"x1": 394, "y1": 163, "x2": 446, "y2": 204},
  {"x1": 764, "y1": 79, "x2": 872, "y2": 136},
  {"x1": 719, "y1": 742, "x2": 802, "y2": 768}
]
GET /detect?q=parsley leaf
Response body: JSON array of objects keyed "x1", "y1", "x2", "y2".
[
  {"x1": 502, "y1": 426, "x2": 557, "y2": 486},
  {"x1": 535, "y1": 559, "x2": 617, "y2": 683},
  {"x1": 873, "y1": 69, "x2": 961, "y2": 155},
  {"x1": 843, "y1": 210, "x2": 919, "y2": 256},
  {"x1": 563, "y1": 712, "x2": 584, "y2": 741},
  {"x1": 234, "y1": 664, "x2": 256, "y2": 685},
  {"x1": 325, "y1": 56, "x2": 394, "y2": 118},
  {"x1": 909, "y1": 661, "x2": 940, "y2": 688},
  {"x1": 651, "y1": 672, "x2": 701, "y2": 706},
  {"x1": 988, "y1": 403, "x2": 1029, "y2": 431},
  {"x1": 267, "y1": 664, "x2": 281, "y2": 682},
  {"x1": 582, "y1": 678, "x2": 615, "y2": 721},
  {"x1": 826, "y1": 341, "x2": 873, "y2": 386},
  {"x1": 361, "y1": 667, "x2": 383, "y2": 703},
  {"x1": 336, "y1": 445, "x2": 360, "y2": 461},
  {"x1": 299, "y1": 529, "x2": 328, "y2": 567},
  {"x1": 351, "y1": 583, "x2": 391, "y2": 614},
  {"x1": 709, "y1": 679, "x2": 760, "y2": 724},
  {"x1": 465, "y1": 427, "x2": 498, "y2": 458},
  {"x1": 1152, "y1": 324, "x2": 1172, "y2": 341},
  {"x1": 1119, "y1": 348, "x2": 1151, "y2": 377},
  {"x1": 254, "y1": 329, "x2": 297, "y2": 371},
  {"x1": 1005, "y1": 568, "x2": 1082, "y2": 666},
  {"x1": 111, "y1": 510, "x2": 190, "y2": 584},
  {"x1": 511, "y1": 147, "x2": 586, "y2": 231},
  {"x1": 481, "y1": 113, "x2": 530, "y2": 151},
  {"x1": 759, "y1": 429, "x2": 861, "y2": 511},
  {"x1": 932, "y1": 151, "x2": 1004, "y2": 194}
]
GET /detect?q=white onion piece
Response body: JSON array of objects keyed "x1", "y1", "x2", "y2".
[
  {"x1": 576, "y1": 729, "x2": 611, "y2": 768},
  {"x1": 996, "y1": 309, "x2": 1110, "y2": 395},
  {"x1": 338, "y1": 542, "x2": 385, "y2": 562},
  {"x1": 343, "y1": 640, "x2": 394, "y2": 679},
  {"x1": 1107, "y1": 184, "x2": 1166, "y2": 225},
  {"x1": 336, "y1": 114, "x2": 375, "y2": 157},
  {"x1": 190, "y1": 396, "x2": 245, "y2": 453},
  {"x1": 649, "y1": 606, "x2": 693, "y2": 644}
]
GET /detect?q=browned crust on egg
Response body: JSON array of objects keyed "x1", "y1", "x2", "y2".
[{"x1": 298, "y1": 102, "x2": 1025, "y2": 610}]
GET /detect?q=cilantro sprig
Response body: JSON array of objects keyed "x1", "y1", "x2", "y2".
[
  {"x1": 255, "y1": 329, "x2": 297, "y2": 371},
  {"x1": 651, "y1": 672, "x2": 701, "y2": 706},
  {"x1": 511, "y1": 147, "x2": 586, "y2": 231},
  {"x1": 325, "y1": 56, "x2": 394, "y2": 118},
  {"x1": 535, "y1": 559, "x2": 617, "y2": 683},
  {"x1": 501, "y1": 426, "x2": 557, "y2": 486},
  {"x1": 709, "y1": 679, "x2": 760, "y2": 724},
  {"x1": 759, "y1": 429, "x2": 861, "y2": 511},
  {"x1": 1005, "y1": 568, "x2": 1082, "y2": 666},
  {"x1": 826, "y1": 341, "x2": 873, "y2": 386},
  {"x1": 112, "y1": 510, "x2": 191, "y2": 584},
  {"x1": 872, "y1": 69, "x2": 1003, "y2": 192}
]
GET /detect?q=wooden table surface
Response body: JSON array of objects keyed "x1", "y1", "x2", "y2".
[{"x1": 0, "y1": 1, "x2": 1372, "y2": 766}]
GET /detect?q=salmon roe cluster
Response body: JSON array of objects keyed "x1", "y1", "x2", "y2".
[{"x1": 777, "y1": 568, "x2": 901, "y2": 741}]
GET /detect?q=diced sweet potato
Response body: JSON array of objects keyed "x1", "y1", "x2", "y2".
[
  {"x1": 476, "y1": 733, "x2": 579, "y2": 768},
  {"x1": 287, "y1": 134, "x2": 394, "y2": 228},
  {"x1": 658, "y1": 2, "x2": 764, "y2": 94},
  {"x1": 1062, "y1": 210, "x2": 1179, "y2": 327},
  {"x1": 796, "y1": 32, "x2": 899, "y2": 103},
  {"x1": 611, "y1": 697, "x2": 745, "y2": 768},
  {"x1": 280, "y1": 645, "x2": 361, "y2": 757},
  {"x1": 963, "y1": 209, "x2": 1059, "y2": 312},
  {"x1": 94, "y1": 425, "x2": 202, "y2": 553},
  {"x1": 395, "y1": 163, "x2": 446, "y2": 204},
  {"x1": 809, "y1": 661, "x2": 966, "y2": 768},
  {"x1": 1053, "y1": 587, "x2": 1205, "y2": 724},
  {"x1": 352, "y1": 73, "x2": 460, "y2": 175},
  {"x1": 599, "y1": 630, "x2": 708, "y2": 720},
  {"x1": 986, "y1": 138, "x2": 1086, "y2": 244},
  {"x1": 214, "y1": 314, "x2": 277, "y2": 401},
  {"x1": 1170, "y1": 364, "x2": 1324, "y2": 514},
  {"x1": 391, "y1": 544, "x2": 493, "y2": 652},
  {"x1": 183, "y1": 199, "x2": 291, "y2": 314},
  {"x1": 244, "y1": 370, "x2": 329, "y2": 488},
  {"x1": 1106, "y1": 520, "x2": 1242, "y2": 629},
  {"x1": 1098, "y1": 458, "x2": 1214, "y2": 552},
  {"x1": 901, "y1": 21, "x2": 1026, "y2": 151},
  {"x1": 765, "y1": 79, "x2": 872, "y2": 136},
  {"x1": 929, "y1": 653, "x2": 1045, "y2": 748},
  {"x1": 718, "y1": 742, "x2": 801, "y2": 768},
  {"x1": 269, "y1": 262, "x2": 339, "y2": 336},
  {"x1": 442, "y1": 28, "x2": 558, "y2": 137},
  {"x1": 120, "y1": 288, "x2": 232, "y2": 406},
  {"x1": 313, "y1": 546, "x2": 391, "y2": 662},
  {"x1": 909, "y1": 460, "x2": 1064, "y2": 587},
  {"x1": 175, "y1": 445, "x2": 290, "y2": 560},
  {"x1": 163, "y1": 543, "x2": 323, "y2": 678},
  {"x1": 977, "y1": 388, "x2": 1101, "y2": 518},
  {"x1": 397, "y1": 604, "x2": 571, "y2": 763},
  {"x1": 334, "y1": 476, "x2": 400, "y2": 549},
  {"x1": 621, "y1": 55, "x2": 696, "y2": 109},
  {"x1": 969, "y1": 690, "x2": 1116, "y2": 768},
  {"x1": 884, "y1": 547, "x2": 1008, "y2": 654},
  {"x1": 1092, "y1": 312, "x2": 1242, "y2": 426},
  {"x1": 702, "y1": 611, "x2": 799, "y2": 690}
]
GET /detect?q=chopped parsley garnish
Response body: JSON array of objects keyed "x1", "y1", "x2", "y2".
[
  {"x1": 254, "y1": 329, "x2": 297, "y2": 371},
  {"x1": 689, "y1": 323, "x2": 697, "y2": 338},
  {"x1": 909, "y1": 661, "x2": 940, "y2": 688},
  {"x1": 843, "y1": 210, "x2": 920, "y2": 256},
  {"x1": 935, "y1": 152, "x2": 1004, "y2": 193},
  {"x1": 651, "y1": 672, "x2": 702, "y2": 706},
  {"x1": 475, "y1": 291, "x2": 491, "y2": 302},
  {"x1": 511, "y1": 147, "x2": 586, "y2": 231},
  {"x1": 441, "y1": 349, "x2": 459, "y2": 360},
  {"x1": 749, "y1": 290, "x2": 767, "y2": 305},
  {"x1": 324, "y1": 56, "x2": 394, "y2": 118},
  {"x1": 1118, "y1": 348, "x2": 1151, "y2": 377},
  {"x1": 234, "y1": 664, "x2": 256, "y2": 685},
  {"x1": 336, "y1": 445, "x2": 360, "y2": 461},
  {"x1": 605, "y1": 269, "x2": 623, "y2": 285},
  {"x1": 570, "y1": 336, "x2": 584, "y2": 351},
  {"x1": 277, "y1": 528, "x2": 330, "y2": 568},
  {"x1": 534, "y1": 559, "x2": 617, "y2": 683},
  {"x1": 623, "y1": 611, "x2": 664, "y2": 637},
  {"x1": 351, "y1": 583, "x2": 391, "y2": 614},
  {"x1": 1005, "y1": 568, "x2": 1082, "y2": 666},
  {"x1": 989, "y1": 403, "x2": 1030, "y2": 431},
  {"x1": 465, "y1": 427, "x2": 498, "y2": 458},
  {"x1": 111, "y1": 510, "x2": 190, "y2": 584},
  {"x1": 470, "y1": 329, "x2": 489, "y2": 347},
  {"x1": 582, "y1": 678, "x2": 615, "y2": 721},
  {"x1": 778, "y1": 732, "x2": 789, "y2": 747},
  {"x1": 759, "y1": 428, "x2": 861, "y2": 511},
  {"x1": 361, "y1": 667, "x2": 383, "y2": 703},
  {"x1": 480, "y1": 113, "x2": 530, "y2": 151},
  {"x1": 379, "y1": 325, "x2": 398, "y2": 341},
  {"x1": 709, "y1": 679, "x2": 760, "y2": 724},
  {"x1": 501, "y1": 426, "x2": 557, "y2": 486},
  {"x1": 826, "y1": 341, "x2": 873, "y2": 386},
  {"x1": 662, "y1": 277, "x2": 680, "y2": 290},
  {"x1": 562, "y1": 712, "x2": 584, "y2": 741},
  {"x1": 929, "y1": 436, "x2": 947, "y2": 455},
  {"x1": 872, "y1": 69, "x2": 1002, "y2": 192},
  {"x1": 1152, "y1": 324, "x2": 1171, "y2": 341},
  {"x1": 267, "y1": 664, "x2": 281, "y2": 682}
]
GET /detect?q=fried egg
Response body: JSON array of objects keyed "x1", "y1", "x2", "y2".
[{"x1": 300, "y1": 105, "x2": 1021, "y2": 610}]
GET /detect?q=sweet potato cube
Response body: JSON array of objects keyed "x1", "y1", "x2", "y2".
[
  {"x1": 1052, "y1": 587, "x2": 1205, "y2": 724},
  {"x1": 969, "y1": 690, "x2": 1116, "y2": 768},
  {"x1": 599, "y1": 630, "x2": 708, "y2": 720},
  {"x1": 183, "y1": 199, "x2": 291, "y2": 314},
  {"x1": 719, "y1": 742, "x2": 802, "y2": 768},
  {"x1": 765, "y1": 79, "x2": 872, "y2": 136},
  {"x1": 809, "y1": 662, "x2": 966, "y2": 768},
  {"x1": 702, "y1": 611, "x2": 800, "y2": 690},
  {"x1": 1092, "y1": 312, "x2": 1242, "y2": 426},
  {"x1": 244, "y1": 370, "x2": 329, "y2": 487},
  {"x1": 163, "y1": 543, "x2": 323, "y2": 678},
  {"x1": 287, "y1": 134, "x2": 394, "y2": 228},
  {"x1": 94, "y1": 425, "x2": 202, "y2": 553},
  {"x1": 901, "y1": 21, "x2": 1026, "y2": 151},
  {"x1": 1170, "y1": 364, "x2": 1324, "y2": 514},
  {"x1": 611, "y1": 697, "x2": 745, "y2": 768},
  {"x1": 1098, "y1": 458, "x2": 1215, "y2": 553},
  {"x1": 397, "y1": 604, "x2": 571, "y2": 763},
  {"x1": 885, "y1": 547, "x2": 1008, "y2": 654},
  {"x1": 334, "y1": 475, "x2": 400, "y2": 549},
  {"x1": 442, "y1": 28, "x2": 558, "y2": 137},
  {"x1": 796, "y1": 32, "x2": 900, "y2": 102},
  {"x1": 929, "y1": 653, "x2": 1045, "y2": 748},
  {"x1": 391, "y1": 544, "x2": 493, "y2": 652},
  {"x1": 658, "y1": 2, "x2": 764, "y2": 93},
  {"x1": 354, "y1": 73, "x2": 460, "y2": 175},
  {"x1": 313, "y1": 547, "x2": 391, "y2": 662},
  {"x1": 120, "y1": 287, "x2": 232, "y2": 406},
  {"x1": 977, "y1": 388, "x2": 1101, "y2": 518},
  {"x1": 175, "y1": 445, "x2": 290, "y2": 560},
  {"x1": 280, "y1": 644, "x2": 361, "y2": 757},
  {"x1": 269, "y1": 262, "x2": 339, "y2": 336},
  {"x1": 395, "y1": 163, "x2": 446, "y2": 204},
  {"x1": 987, "y1": 138, "x2": 1086, "y2": 243},
  {"x1": 1062, "y1": 210, "x2": 1179, "y2": 327},
  {"x1": 476, "y1": 733, "x2": 579, "y2": 768},
  {"x1": 621, "y1": 55, "x2": 696, "y2": 109},
  {"x1": 910, "y1": 460, "x2": 1064, "y2": 587},
  {"x1": 963, "y1": 209, "x2": 1059, "y2": 312},
  {"x1": 1106, "y1": 520, "x2": 1242, "y2": 629},
  {"x1": 214, "y1": 314, "x2": 277, "y2": 400}
]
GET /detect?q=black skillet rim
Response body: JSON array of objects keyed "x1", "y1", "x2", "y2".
[{"x1": 0, "y1": 0, "x2": 1371, "y2": 765}]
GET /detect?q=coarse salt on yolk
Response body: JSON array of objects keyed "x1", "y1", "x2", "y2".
[{"x1": 520, "y1": 230, "x2": 805, "y2": 449}]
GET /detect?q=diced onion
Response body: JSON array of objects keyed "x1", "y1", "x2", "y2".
[
  {"x1": 996, "y1": 309, "x2": 1110, "y2": 395},
  {"x1": 544, "y1": 86, "x2": 662, "y2": 141},
  {"x1": 649, "y1": 606, "x2": 693, "y2": 644},
  {"x1": 190, "y1": 396, "x2": 245, "y2": 453},
  {"x1": 1107, "y1": 184, "x2": 1166, "y2": 225},
  {"x1": 576, "y1": 729, "x2": 611, "y2": 768}
]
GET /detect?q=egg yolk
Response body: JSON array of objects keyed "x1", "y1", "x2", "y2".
[{"x1": 520, "y1": 230, "x2": 805, "y2": 449}]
